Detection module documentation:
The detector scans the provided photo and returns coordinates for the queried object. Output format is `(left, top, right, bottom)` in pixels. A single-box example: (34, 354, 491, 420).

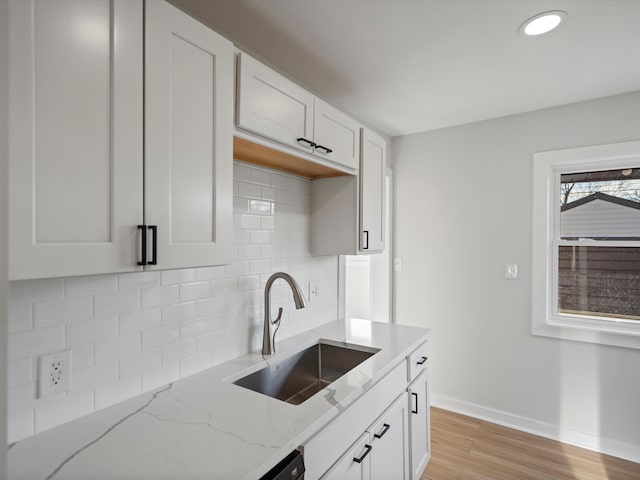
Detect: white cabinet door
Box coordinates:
(237, 52, 315, 153)
(8, 0, 143, 280)
(408, 369, 431, 480)
(314, 98, 361, 170)
(369, 393, 409, 480)
(360, 128, 385, 253)
(145, 0, 233, 270)
(321, 433, 371, 480)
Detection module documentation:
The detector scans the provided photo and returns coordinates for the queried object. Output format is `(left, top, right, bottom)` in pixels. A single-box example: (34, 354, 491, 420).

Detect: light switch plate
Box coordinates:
(394, 258, 403, 272)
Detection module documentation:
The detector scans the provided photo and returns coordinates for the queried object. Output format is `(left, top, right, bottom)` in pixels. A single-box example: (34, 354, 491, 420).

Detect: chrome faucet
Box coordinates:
(262, 272, 307, 355)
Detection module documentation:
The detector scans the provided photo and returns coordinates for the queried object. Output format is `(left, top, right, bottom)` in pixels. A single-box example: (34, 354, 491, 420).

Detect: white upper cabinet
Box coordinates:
(314, 98, 361, 171)
(236, 52, 315, 153)
(9, 0, 144, 280)
(9, 0, 233, 280)
(144, 0, 233, 270)
(236, 52, 361, 171)
(360, 128, 386, 253)
(311, 128, 386, 255)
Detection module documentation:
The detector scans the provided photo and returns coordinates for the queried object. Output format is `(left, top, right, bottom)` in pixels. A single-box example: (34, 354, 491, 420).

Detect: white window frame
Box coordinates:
(532, 140, 640, 349)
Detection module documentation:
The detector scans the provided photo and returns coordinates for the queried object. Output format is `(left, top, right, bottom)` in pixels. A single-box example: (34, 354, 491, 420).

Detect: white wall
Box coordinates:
(7, 162, 338, 444)
(1, 0, 9, 474)
(393, 91, 640, 462)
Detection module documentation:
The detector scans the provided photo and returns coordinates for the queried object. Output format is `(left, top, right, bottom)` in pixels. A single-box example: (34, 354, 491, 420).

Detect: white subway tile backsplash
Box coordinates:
(70, 344, 94, 371)
(72, 361, 119, 393)
(142, 363, 180, 393)
(8, 357, 33, 388)
(118, 271, 161, 291)
(196, 297, 226, 316)
(35, 391, 94, 434)
(67, 316, 118, 348)
(161, 339, 197, 365)
(179, 281, 211, 303)
(33, 296, 92, 328)
(120, 349, 162, 379)
(180, 316, 212, 340)
(141, 285, 179, 308)
(8, 410, 34, 444)
(180, 353, 210, 377)
(7, 161, 339, 443)
(161, 268, 196, 286)
(8, 303, 33, 333)
(162, 301, 197, 325)
(250, 167, 272, 186)
(95, 376, 141, 411)
(93, 290, 139, 317)
(9, 326, 65, 360)
(94, 333, 141, 363)
(64, 275, 117, 297)
(120, 308, 162, 335)
(195, 265, 225, 281)
(142, 325, 180, 351)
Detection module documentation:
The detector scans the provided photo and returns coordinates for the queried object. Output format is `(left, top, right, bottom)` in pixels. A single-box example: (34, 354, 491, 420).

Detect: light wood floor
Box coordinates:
(422, 407, 640, 480)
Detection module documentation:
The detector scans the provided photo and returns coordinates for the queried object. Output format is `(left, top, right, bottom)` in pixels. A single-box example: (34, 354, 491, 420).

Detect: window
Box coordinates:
(532, 140, 640, 349)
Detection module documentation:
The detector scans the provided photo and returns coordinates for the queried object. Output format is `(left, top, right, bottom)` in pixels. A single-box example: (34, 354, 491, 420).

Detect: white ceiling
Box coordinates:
(171, 0, 640, 137)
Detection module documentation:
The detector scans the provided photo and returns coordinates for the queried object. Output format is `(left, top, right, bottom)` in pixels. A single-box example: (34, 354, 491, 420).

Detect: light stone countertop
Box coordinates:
(7, 319, 431, 480)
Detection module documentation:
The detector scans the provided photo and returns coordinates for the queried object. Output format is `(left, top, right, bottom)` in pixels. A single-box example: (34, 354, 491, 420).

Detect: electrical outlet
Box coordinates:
(394, 257, 403, 272)
(309, 281, 320, 303)
(38, 350, 71, 398)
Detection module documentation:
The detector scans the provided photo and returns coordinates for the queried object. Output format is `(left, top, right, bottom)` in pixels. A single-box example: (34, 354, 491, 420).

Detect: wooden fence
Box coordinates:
(558, 246, 640, 319)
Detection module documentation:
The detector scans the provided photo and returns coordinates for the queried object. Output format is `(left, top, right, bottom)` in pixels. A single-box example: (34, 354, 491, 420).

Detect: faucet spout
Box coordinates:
(262, 272, 307, 355)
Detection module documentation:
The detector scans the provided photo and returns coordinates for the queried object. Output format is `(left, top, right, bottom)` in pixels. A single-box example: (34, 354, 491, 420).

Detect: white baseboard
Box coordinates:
(431, 393, 640, 465)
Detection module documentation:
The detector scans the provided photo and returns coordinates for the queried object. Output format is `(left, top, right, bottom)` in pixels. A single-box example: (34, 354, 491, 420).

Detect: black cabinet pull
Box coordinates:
(296, 137, 316, 148)
(138, 225, 147, 266)
(148, 225, 158, 265)
(315, 144, 333, 154)
(373, 423, 391, 439)
(352, 444, 372, 464)
(417, 356, 428, 365)
(412, 392, 419, 414)
(362, 230, 369, 250)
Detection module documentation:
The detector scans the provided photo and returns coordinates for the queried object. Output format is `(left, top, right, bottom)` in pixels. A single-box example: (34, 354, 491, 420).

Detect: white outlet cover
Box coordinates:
(38, 350, 72, 398)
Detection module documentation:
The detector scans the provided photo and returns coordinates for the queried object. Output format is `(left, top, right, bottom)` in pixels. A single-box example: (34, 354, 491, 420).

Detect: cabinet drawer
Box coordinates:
(407, 342, 429, 383)
(303, 361, 406, 479)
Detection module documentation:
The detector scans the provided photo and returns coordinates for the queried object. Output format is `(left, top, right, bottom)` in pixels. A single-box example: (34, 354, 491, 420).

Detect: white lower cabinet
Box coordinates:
(408, 368, 431, 480)
(304, 340, 430, 479)
(321, 394, 409, 480)
(322, 433, 371, 480)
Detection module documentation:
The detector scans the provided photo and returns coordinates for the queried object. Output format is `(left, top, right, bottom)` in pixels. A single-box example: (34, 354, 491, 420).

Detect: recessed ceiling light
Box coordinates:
(520, 11, 567, 36)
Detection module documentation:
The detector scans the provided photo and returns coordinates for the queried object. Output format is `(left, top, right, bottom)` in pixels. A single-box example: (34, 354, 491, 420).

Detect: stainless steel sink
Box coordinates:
(231, 341, 379, 405)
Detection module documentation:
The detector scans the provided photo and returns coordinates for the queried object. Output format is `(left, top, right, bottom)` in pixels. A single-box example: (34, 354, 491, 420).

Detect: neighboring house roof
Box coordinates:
(561, 192, 640, 212)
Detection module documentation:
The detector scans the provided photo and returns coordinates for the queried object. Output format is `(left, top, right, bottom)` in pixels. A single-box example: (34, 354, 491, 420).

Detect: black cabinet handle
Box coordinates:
(315, 144, 333, 154)
(296, 137, 316, 148)
(417, 356, 428, 365)
(373, 423, 391, 439)
(148, 225, 158, 265)
(362, 230, 369, 250)
(138, 225, 147, 266)
(352, 444, 372, 464)
(412, 392, 418, 414)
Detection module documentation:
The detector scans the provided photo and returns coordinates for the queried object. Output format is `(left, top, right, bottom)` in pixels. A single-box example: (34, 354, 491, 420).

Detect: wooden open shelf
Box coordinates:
(233, 136, 350, 179)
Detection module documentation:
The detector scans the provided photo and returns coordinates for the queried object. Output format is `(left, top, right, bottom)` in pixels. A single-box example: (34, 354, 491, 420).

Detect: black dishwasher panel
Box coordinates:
(259, 450, 305, 480)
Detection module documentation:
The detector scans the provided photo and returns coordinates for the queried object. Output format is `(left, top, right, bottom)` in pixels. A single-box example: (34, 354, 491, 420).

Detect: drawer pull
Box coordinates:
(416, 356, 428, 365)
(411, 392, 419, 414)
(138, 225, 147, 266)
(315, 144, 333, 154)
(353, 444, 372, 464)
(373, 423, 391, 439)
(148, 225, 158, 266)
(296, 137, 316, 148)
